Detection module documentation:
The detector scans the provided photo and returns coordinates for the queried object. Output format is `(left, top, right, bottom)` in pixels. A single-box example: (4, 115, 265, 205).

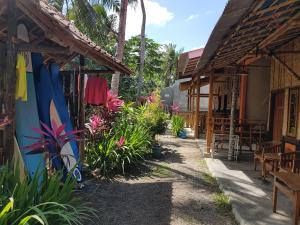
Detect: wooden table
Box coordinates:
(263, 152, 280, 178)
(272, 171, 300, 225)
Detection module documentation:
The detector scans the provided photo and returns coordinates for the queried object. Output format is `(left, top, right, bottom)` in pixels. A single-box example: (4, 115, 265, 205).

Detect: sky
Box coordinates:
(126, 0, 228, 52)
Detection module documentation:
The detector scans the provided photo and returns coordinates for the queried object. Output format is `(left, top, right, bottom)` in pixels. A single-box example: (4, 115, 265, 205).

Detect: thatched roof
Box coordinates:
(0, 0, 131, 74)
(197, 0, 300, 73)
(176, 48, 203, 79)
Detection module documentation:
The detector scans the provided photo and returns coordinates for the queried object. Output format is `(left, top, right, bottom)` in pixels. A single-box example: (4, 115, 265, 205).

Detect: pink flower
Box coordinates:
(116, 136, 125, 148)
(106, 90, 124, 112)
(85, 114, 104, 134)
(90, 115, 102, 130)
(147, 92, 156, 103)
(0, 116, 11, 127)
(171, 103, 180, 113)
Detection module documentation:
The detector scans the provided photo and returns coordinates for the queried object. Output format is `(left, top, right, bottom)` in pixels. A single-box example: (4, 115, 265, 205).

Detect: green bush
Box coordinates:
(171, 115, 185, 136)
(0, 164, 96, 225)
(85, 91, 169, 177)
(141, 92, 169, 137)
(86, 106, 152, 176)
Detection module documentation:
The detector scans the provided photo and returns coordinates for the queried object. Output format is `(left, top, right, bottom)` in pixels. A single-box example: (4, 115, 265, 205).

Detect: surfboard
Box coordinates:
(50, 100, 82, 182)
(15, 24, 45, 178)
(49, 63, 80, 164)
(13, 136, 26, 181)
(32, 53, 63, 170)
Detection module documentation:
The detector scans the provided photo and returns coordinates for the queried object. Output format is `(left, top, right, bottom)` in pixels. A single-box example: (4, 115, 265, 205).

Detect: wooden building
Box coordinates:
(182, 0, 300, 155)
(0, 0, 131, 163)
(176, 48, 210, 138)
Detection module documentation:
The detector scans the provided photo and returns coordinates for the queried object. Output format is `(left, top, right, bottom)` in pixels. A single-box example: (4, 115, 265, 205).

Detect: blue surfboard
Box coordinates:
(31, 53, 63, 170)
(15, 24, 45, 177)
(49, 63, 80, 164)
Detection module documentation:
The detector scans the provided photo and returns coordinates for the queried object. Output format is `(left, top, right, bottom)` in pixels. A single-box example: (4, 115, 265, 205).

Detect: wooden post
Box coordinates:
(206, 74, 214, 153)
(5, 0, 17, 161)
(187, 89, 190, 111)
(228, 76, 238, 160)
(187, 89, 190, 127)
(79, 55, 85, 163)
(239, 75, 247, 124)
(191, 84, 195, 129)
(194, 75, 201, 138)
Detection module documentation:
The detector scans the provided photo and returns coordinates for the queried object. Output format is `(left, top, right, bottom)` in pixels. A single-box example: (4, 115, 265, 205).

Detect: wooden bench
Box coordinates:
(254, 142, 281, 177)
(272, 171, 300, 225)
(279, 152, 300, 174)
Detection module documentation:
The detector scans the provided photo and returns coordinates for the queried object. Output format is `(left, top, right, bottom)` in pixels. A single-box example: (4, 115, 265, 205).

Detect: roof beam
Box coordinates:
(61, 69, 114, 75)
(16, 43, 69, 54)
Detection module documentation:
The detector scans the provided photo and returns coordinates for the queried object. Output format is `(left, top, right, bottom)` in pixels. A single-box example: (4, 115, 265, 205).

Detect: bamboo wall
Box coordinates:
(270, 37, 300, 90)
(270, 37, 300, 139)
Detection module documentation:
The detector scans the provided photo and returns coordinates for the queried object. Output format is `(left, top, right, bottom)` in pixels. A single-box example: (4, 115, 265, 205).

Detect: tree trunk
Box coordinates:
(111, 0, 128, 95)
(137, 0, 146, 99)
(228, 76, 238, 160)
(5, 0, 17, 161)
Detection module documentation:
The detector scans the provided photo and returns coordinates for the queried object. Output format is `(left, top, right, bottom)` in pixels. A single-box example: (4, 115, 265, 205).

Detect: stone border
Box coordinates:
(197, 140, 247, 225)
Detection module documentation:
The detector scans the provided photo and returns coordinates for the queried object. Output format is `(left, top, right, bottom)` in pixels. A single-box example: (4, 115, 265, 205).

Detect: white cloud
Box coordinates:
(205, 10, 215, 15)
(125, 0, 174, 39)
(185, 14, 199, 22)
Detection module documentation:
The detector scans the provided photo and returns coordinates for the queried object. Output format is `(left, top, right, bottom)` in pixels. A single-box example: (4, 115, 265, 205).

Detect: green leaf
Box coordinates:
(18, 215, 45, 225)
(0, 197, 14, 217)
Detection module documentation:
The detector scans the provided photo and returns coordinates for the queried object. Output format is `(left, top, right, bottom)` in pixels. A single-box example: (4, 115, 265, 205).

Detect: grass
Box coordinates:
(151, 164, 173, 178)
(202, 172, 218, 187)
(199, 159, 238, 224)
(214, 193, 232, 213)
(200, 159, 219, 191)
(214, 193, 238, 224)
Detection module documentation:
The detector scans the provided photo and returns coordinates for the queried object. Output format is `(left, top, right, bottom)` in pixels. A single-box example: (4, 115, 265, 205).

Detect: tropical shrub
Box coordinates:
(141, 91, 169, 137)
(86, 113, 151, 176)
(85, 91, 169, 177)
(23, 121, 83, 179)
(0, 164, 96, 225)
(171, 115, 185, 136)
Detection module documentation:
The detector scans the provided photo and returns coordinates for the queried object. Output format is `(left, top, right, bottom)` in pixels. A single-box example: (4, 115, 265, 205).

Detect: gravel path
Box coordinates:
(83, 134, 237, 225)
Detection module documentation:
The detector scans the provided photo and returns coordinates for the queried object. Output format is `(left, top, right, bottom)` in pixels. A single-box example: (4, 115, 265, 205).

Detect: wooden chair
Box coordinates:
(254, 142, 281, 172)
(279, 152, 300, 174)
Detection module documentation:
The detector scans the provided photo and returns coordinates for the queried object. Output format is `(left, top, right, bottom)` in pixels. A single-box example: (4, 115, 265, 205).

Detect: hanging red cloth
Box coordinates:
(84, 77, 108, 105)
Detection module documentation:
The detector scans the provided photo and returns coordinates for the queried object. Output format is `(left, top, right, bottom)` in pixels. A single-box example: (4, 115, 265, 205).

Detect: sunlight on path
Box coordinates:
(84, 134, 236, 225)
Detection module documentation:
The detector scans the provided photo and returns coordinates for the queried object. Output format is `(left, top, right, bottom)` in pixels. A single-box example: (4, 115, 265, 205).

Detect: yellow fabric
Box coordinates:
(15, 53, 27, 101)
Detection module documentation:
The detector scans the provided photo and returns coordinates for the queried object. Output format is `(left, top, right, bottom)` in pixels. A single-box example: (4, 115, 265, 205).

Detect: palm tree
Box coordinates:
(49, 0, 118, 48)
(110, 0, 137, 95)
(136, 0, 146, 98)
(110, 0, 128, 95)
(49, 0, 137, 94)
(163, 44, 182, 87)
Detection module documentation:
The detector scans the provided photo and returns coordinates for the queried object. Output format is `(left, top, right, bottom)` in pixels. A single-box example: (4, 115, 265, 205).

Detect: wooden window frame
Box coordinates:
(287, 88, 299, 137)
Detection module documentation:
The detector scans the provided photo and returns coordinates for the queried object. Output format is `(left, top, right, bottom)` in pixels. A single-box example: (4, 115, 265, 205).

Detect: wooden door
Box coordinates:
(273, 92, 284, 143)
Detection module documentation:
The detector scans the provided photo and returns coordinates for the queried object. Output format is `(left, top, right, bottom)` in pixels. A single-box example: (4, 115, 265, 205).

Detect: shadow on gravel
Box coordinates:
(84, 181, 173, 225)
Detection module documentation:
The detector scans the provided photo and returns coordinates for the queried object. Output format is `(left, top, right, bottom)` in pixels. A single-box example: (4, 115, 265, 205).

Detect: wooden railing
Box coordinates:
(208, 116, 267, 150)
(177, 111, 207, 134)
(178, 111, 194, 128)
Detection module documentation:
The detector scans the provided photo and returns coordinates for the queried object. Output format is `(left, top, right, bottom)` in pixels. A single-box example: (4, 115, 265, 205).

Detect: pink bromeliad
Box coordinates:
(86, 114, 103, 135)
(106, 90, 124, 112)
(147, 92, 156, 103)
(116, 136, 125, 148)
(171, 103, 180, 113)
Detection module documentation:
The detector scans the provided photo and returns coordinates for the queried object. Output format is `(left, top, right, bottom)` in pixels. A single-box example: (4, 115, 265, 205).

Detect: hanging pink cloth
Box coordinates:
(84, 77, 108, 105)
